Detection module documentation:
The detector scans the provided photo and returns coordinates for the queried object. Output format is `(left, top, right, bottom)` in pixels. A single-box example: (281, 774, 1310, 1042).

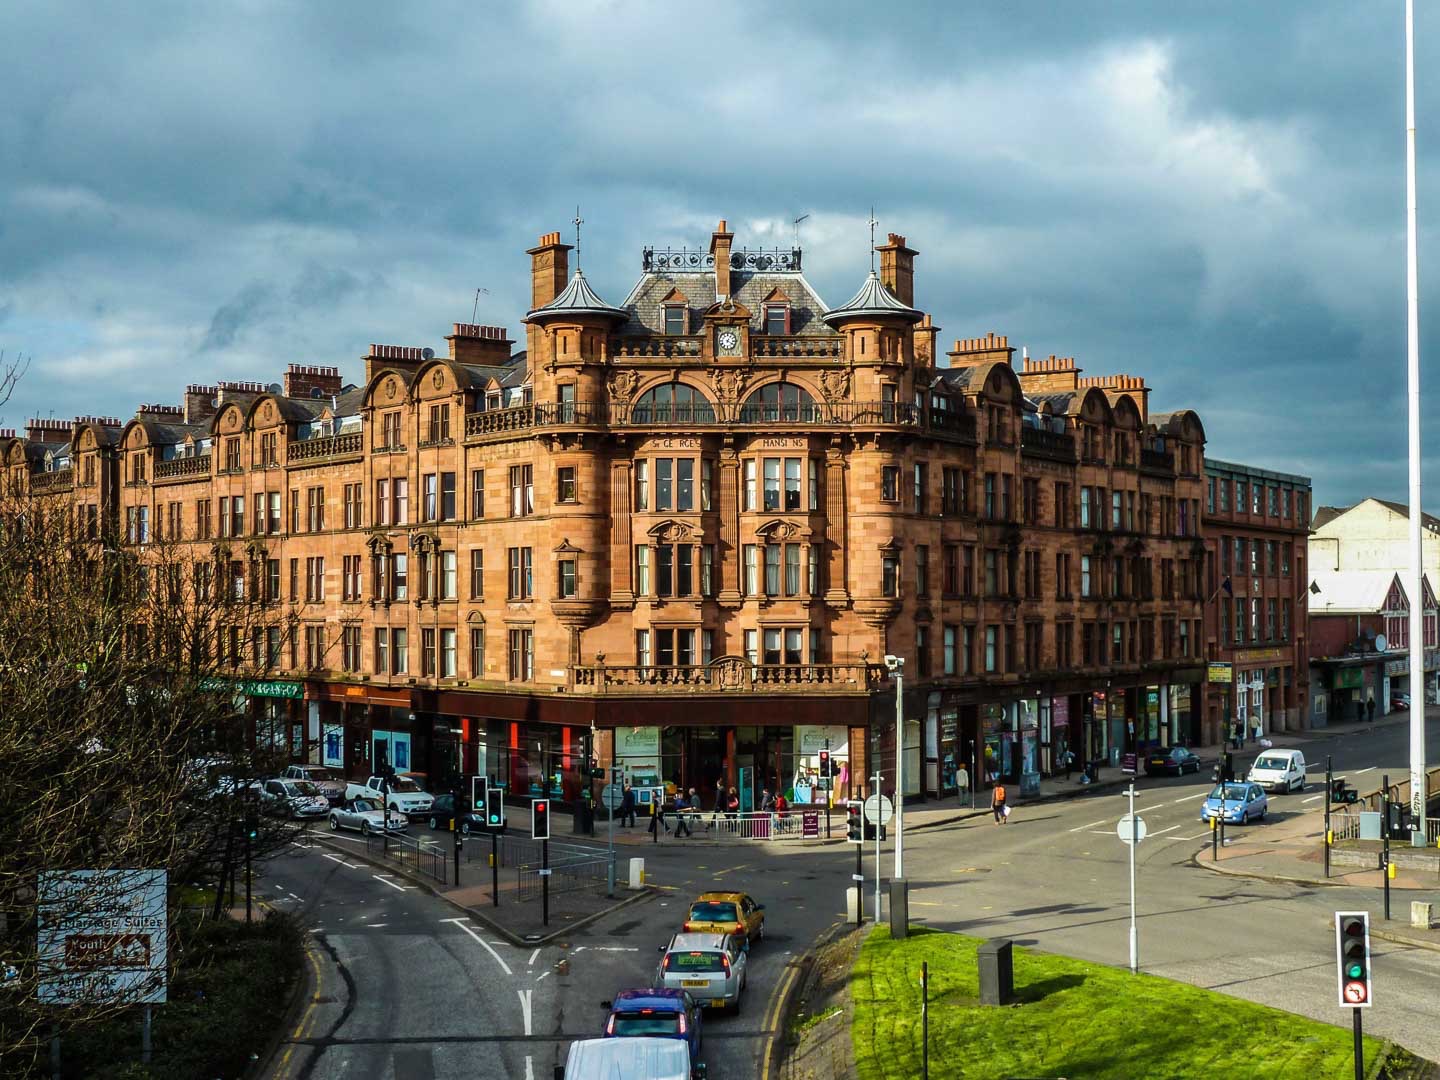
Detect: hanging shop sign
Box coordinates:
(199, 677, 304, 699)
(1207, 663, 1233, 684)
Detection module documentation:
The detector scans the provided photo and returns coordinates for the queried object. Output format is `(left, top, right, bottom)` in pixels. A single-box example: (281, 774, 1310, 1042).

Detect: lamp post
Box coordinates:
(886, 655, 906, 880)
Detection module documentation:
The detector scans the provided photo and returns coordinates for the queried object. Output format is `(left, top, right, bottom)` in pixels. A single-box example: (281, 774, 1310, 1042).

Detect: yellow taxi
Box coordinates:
(682, 891, 765, 945)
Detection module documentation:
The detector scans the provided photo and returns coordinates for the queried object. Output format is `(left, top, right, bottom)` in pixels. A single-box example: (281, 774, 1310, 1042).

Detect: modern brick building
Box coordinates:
(1200, 459, 1312, 744)
(3, 221, 1213, 808)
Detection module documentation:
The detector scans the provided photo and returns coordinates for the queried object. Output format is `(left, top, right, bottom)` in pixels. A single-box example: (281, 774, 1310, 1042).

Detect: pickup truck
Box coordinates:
(281, 764, 346, 805)
(344, 773, 434, 816)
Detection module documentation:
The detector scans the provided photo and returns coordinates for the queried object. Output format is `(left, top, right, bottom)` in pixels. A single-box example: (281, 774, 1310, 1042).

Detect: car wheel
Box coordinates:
(1240, 812, 1249, 825)
(329, 817, 339, 831)
(361, 821, 372, 836)
(461, 822, 472, 837)
(428, 815, 438, 831)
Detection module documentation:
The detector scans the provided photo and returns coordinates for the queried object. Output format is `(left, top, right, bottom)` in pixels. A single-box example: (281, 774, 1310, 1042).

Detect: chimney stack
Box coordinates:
(447, 324, 514, 367)
(25, 418, 70, 442)
(364, 344, 429, 385)
(876, 233, 918, 306)
(527, 231, 573, 311)
(134, 404, 184, 422)
(947, 332, 1016, 370)
(184, 384, 219, 426)
(284, 364, 344, 399)
(710, 220, 734, 301)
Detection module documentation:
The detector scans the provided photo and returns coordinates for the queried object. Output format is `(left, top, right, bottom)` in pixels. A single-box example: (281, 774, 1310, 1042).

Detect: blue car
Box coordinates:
(1199, 782, 1268, 825)
(603, 988, 702, 1059)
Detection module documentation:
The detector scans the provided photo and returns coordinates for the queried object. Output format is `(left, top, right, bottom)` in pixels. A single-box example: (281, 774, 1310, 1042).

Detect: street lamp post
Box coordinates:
(887, 656, 906, 880)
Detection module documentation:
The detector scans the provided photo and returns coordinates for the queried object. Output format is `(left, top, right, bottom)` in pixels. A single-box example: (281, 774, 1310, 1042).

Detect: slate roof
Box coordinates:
(822, 272, 922, 326)
(1311, 505, 1349, 531)
(617, 269, 837, 338)
(525, 270, 627, 324)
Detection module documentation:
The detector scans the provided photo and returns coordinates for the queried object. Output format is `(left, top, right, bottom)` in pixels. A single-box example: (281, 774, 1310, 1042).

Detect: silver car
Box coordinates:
(329, 798, 408, 835)
(258, 779, 331, 819)
(656, 932, 748, 1012)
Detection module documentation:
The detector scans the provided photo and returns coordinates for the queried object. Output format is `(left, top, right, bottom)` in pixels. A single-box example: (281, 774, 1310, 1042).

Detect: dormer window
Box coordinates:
(764, 303, 790, 335)
(663, 304, 687, 336)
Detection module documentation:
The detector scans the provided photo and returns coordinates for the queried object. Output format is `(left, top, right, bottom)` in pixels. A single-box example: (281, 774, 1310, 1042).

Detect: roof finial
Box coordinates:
(867, 207, 878, 273)
(573, 206, 584, 271)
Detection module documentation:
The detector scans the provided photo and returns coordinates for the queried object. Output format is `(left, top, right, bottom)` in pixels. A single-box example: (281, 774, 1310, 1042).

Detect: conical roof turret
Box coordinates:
(524, 269, 628, 324)
(822, 271, 922, 326)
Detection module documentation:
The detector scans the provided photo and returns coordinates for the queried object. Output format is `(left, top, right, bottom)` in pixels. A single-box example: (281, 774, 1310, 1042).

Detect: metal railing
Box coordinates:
(366, 831, 448, 885)
(677, 808, 830, 841)
(517, 855, 611, 902)
(464, 832, 602, 867)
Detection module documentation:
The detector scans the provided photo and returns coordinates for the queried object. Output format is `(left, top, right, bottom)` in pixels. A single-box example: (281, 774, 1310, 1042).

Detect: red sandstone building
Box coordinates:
(4, 222, 1212, 808)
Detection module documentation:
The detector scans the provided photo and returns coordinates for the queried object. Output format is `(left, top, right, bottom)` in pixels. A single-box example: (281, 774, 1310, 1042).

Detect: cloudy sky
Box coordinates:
(1, 1, 1434, 507)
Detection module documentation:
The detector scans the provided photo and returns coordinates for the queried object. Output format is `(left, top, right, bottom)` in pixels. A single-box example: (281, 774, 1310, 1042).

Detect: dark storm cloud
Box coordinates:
(0, 0, 1436, 505)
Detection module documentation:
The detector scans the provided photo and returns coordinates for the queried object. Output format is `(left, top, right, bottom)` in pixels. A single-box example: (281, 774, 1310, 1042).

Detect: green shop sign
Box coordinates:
(200, 677, 304, 699)
(1332, 668, 1364, 690)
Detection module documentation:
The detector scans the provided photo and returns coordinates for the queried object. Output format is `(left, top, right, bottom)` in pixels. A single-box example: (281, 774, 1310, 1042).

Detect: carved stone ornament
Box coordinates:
(432, 369, 445, 390)
(819, 368, 850, 402)
(659, 522, 692, 544)
(386, 378, 399, 400)
(708, 656, 749, 690)
(608, 369, 642, 402)
(708, 367, 752, 402)
(263, 402, 275, 422)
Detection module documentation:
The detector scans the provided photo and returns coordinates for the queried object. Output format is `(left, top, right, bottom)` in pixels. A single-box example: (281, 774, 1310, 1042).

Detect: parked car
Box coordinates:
(656, 933, 748, 1012)
(256, 778, 330, 819)
(1390, 692, 1411, 711)
(328, 798, 409, 835)
(1143, 746, 1202, 776)
(557, 1036, 703, 1080)
(1246, 749, 1307, 793)
(426, 793, 487, 834)
(344, 774, 434, 817)
(1199, 782, 1269, 825)
(602, 988, 702, 1059)
(682, 892, 765, 945)
(281, 764, 346, 805)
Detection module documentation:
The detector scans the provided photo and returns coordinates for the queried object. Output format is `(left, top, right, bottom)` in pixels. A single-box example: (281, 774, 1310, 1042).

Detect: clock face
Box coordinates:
(717, 329, 739, 354)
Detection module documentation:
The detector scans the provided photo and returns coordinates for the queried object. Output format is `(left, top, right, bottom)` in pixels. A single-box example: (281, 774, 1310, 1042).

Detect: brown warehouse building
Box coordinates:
(5, 221, 1213, 810)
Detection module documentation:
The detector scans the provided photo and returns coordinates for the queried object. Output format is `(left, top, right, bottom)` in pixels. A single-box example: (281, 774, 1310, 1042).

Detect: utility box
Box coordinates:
(889, 879, 909, 939)
(628, 857, 645, 890)
(1414, 901, 1434, 930)
(846, 889, 860, 924)
(977, 938, 1014, 1006)
(1358, 811, 1382, 841)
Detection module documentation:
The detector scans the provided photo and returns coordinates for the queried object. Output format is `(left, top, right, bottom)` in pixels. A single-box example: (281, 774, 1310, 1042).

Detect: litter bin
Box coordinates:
(977, 938, 1014, 1005)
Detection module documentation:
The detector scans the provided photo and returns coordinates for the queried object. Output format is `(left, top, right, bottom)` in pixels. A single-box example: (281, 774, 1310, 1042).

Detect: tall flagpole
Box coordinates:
(1405, 0, 1428, 845)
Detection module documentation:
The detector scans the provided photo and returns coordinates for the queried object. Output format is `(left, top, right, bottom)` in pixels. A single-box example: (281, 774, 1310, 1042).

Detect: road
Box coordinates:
(259, 822, 853, 1079)
(255, 717, 1440, 1076)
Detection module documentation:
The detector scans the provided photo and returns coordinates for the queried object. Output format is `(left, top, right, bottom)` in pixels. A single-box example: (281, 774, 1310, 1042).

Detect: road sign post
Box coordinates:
(1336, 910, 1372, 1080)
(1382, 774, 1391, 921)
(1324, 756, 1333, 879)
(868, 775, 890, 922)
(1120, 784, 1143, 973)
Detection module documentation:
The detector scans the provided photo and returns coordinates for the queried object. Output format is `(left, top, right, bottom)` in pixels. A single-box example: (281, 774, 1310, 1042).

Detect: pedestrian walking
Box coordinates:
(619, 782, 636, 828)
(674, 785, 694, 837)
(991, 782, 1009, 825)
(759, 789, 776, 812)
(1251, 716, 1263, 742)
(1061, 748, 1075, 781)
(647, 789, 670, 837)
(1367, 697, 1376, 723)
(724, 786, 740, 820)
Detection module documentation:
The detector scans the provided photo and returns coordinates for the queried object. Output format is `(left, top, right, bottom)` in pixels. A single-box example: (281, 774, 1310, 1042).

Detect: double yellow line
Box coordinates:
(270, 941, 325, 1079)
(761, 921, 843, 1080)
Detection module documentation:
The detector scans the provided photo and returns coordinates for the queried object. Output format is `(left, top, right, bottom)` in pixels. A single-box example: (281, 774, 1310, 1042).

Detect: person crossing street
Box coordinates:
(991, 781, 1009, 825)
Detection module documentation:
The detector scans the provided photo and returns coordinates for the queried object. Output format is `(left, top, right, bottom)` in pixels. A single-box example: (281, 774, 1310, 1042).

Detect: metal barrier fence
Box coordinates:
(516, 855, 611, 903)
(366, 831, 449, 886)
(676, 809, 831, 841)
(1330, 811, 1440, 846)
(462, 831, 604, 867)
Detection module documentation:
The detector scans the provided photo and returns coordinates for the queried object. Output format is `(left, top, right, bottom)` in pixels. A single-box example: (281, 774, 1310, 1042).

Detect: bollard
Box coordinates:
(977, 938, 1014, 1006)
(846, 889, 859, 924)
(889, 879, 909, 939)
(628, 857, 645, 890)
(1412, 901, 1434, 930)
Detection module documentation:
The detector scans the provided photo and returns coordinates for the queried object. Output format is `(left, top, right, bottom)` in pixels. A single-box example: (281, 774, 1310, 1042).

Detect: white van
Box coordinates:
(555, 1036, 704, 1080)
(1246, 749, 1306, 793)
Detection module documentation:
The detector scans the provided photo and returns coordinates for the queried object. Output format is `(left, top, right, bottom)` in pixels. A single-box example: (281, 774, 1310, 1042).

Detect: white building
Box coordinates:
(1310, 497, 1440, 579)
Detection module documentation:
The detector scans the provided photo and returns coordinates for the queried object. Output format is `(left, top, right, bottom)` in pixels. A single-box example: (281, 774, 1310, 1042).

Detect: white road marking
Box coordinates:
(1303, 794, 1325, 803)
(518, 988, 533, 1036)
(321, 853, 347, 865)
(442, 918, 513, 975)
(525, 1056, 534, 1080)
(1070, 819, 1107, 833)
(1148, 825, 1183, 837)
(368, 923, 389, 929)
(372, 875, 406, 892)
(1171, 793, 1208, 804)
(536, 970, 551, 982)
(1174, 833, 1209, 841)
(1353, 767, 1377, 775)
(586, 946, 641, 953)
(528, 948, 540, 967)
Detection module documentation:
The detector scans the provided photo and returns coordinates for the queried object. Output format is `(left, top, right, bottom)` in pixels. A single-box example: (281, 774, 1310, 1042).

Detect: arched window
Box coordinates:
(631, 383, 716, 424)
(739, 382, 819, 423)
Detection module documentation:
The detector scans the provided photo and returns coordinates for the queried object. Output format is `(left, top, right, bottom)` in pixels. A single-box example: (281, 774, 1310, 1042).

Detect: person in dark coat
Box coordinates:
(619, 783, 636, 828)
(1367, 697, 1376, 723)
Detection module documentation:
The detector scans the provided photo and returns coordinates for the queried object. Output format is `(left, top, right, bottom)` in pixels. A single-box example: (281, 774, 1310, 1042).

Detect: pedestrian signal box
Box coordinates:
(486, 786, 505, 830)
(532, 798, 550, 840)
(845, 801, 864, 844)
(1335, 911, 1372, 1007)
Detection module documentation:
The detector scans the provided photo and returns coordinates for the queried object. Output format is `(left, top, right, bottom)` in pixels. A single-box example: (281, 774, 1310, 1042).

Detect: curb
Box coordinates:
(1188, 849, 1346, 888)
(1371, 926, 1440, 955)
(765, 919, 854, 1080)
(310, 834, 657, 946)
(244, 905, 313, 1080)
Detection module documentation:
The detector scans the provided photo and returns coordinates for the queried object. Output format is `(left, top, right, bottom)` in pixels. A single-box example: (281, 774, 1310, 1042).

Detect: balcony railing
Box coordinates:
(749, 336, 844, 360)
(30, 468, 73, 493)
(611, 336, 704, 359)
(1021, 426, 1077, 460)
(288, 432, 363, 463)
(155, 455, 212, 481)
(570, 657, 884, 694)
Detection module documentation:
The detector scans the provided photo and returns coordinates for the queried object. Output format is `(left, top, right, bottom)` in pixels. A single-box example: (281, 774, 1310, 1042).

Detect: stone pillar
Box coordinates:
(825, 447, 848, 604)
(719, 450, 741, 605)
(611, 460, 634, 605)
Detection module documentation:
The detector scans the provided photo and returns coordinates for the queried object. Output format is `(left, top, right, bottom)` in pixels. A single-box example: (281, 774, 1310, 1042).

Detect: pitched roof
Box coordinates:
(822, 272, 923, 326)
(524, 270, 627, 324)
(1309, 569, 1405, 614)
(1309, 497, 1440, 534)
(1311, 505, 1350, 531)
(617, 268, 837, 338)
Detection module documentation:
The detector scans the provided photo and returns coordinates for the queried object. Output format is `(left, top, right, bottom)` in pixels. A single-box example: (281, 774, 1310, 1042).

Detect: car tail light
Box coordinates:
(683, 922, 694, 932)
(677, 1014, 687, 1033)
(662, 954, 672, 972)
(721, 953, 731, 976)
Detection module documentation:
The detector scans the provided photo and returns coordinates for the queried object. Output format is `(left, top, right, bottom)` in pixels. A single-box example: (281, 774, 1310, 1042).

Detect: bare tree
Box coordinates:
(0, 484, 301, 1064)
(0, 350, 30, 413)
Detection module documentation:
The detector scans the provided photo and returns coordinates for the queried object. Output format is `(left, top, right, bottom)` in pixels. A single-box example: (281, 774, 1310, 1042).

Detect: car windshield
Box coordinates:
(1253, 756, 1289, 771)
(351, 799, 376, 812)
(612, 1014, 682, 1037)
(1209, 784, 1249, 800)
(689, 902, 740, 922)
(390, 779, 423, 793)
(668, 951, 725, 973)
(301, 768, 337, 781)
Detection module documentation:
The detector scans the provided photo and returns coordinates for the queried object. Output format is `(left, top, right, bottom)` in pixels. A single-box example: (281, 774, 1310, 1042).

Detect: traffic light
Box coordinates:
(532, 798, 550, 840)
(486, 786, 505, 830)
(819, 749, 831, 778)
(1221, 752, 1235, 783)
(1335, 912, 1372, 1007)
(243, 813, 259, 842)
(1211, 763, 1223, 785)
(1330, 777, 1347, 803)
(588, 756, 604, 779)
(845, 801, 863, 844)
